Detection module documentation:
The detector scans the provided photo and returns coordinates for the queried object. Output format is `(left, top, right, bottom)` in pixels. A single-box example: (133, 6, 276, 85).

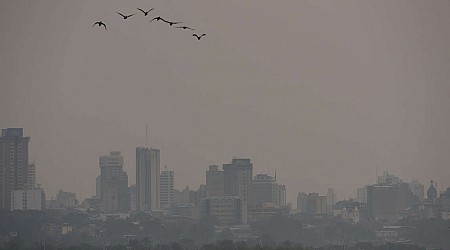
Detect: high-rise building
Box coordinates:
(252, 174, 280, 208)
(367, 185, 397, 221)
(206, 165, 224, 197)
(326, 188, 336, 211)
(136, 147, 160, 211)
(356, 186, 369, 203)
(278, 184, 286, 207)
(99, 151, 129, 213)
(160, 166, 174, 210)
(305, 193, 327, 214)
(297, 192, 307, 213)
(26, 163, 36, 189)
(223, 158, 253, 224)
(0, 128, 31, 209)
(96, 175, 101, 199)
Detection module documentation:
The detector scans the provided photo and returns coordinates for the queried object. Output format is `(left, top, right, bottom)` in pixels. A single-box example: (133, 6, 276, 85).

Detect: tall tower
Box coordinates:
(160, 166, 174, 210)
(223, 158, 253, 223)
(206, 165, 224, 197)
(99, 151, 129, 213)
(136, 147, 160, 212)
(0, 128, 31, 209)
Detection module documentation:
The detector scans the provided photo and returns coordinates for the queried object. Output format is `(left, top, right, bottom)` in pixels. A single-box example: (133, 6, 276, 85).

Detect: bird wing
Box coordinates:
(101, 23, 107, 30)
(201, 34, 206, 37)
(148, 8, 154, 12)
(116, 11, 126, 18)
(137, 8, 146, 14)
(93, 22, 99, 27)
(127, 13, 136, 18)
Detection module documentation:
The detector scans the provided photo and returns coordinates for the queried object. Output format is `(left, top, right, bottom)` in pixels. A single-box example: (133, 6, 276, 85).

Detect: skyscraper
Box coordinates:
(99, 151, 129, 213)
(206, 165, 224, 197)
(160, 166, 174, 210)
(0, 128, 31, 209)
(223, 158, 253, 223)
(136, 147, 160, 212)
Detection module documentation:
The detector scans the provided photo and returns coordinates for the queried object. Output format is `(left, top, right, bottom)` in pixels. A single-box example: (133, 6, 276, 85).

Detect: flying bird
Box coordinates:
(150, 16, 167, 22)
(116, 11, 135, 19)
(93, 21, 107, 30)
(163, 20, 182, 26)
(175, 26, 195, 31)
(137, 8, 154, 16)
(193, 33, 206, 40)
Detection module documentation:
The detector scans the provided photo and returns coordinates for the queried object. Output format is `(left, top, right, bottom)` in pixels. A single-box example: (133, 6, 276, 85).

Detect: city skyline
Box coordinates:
(0, 127, 441, 209)
(2, 0, 450, 204)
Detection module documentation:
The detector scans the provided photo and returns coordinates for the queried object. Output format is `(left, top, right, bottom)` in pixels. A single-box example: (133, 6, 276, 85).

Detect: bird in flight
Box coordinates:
(163, 20, 182, 26)
(137, 8, 154, 16)
(175, 26, 195, 31)
(93, 21, 107, 30)
(116, 11, 135, 19)
(193, 33, 206, 40)
(150, 16, 167, 22)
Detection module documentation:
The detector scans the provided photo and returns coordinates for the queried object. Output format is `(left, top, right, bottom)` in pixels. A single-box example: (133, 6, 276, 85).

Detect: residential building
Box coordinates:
(160, 166, 174, 209)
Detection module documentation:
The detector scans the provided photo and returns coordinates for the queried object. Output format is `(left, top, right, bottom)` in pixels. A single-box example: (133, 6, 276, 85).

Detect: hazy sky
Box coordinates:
(1, 0, 450, 203)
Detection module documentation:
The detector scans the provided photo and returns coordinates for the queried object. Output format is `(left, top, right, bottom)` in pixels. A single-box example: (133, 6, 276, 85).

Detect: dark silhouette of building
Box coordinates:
(223, 158, 253, 224)
(0, 128, 32, 209)
(136, 147, 160, 212)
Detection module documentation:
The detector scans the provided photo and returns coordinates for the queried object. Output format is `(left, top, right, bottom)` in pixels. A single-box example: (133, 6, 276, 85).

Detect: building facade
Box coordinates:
(367, 185, 398, 221)
(160, 167, 174, 210)
(99, 151, 129, 213)
(200, 196, 242, 225)
(11, 188, 45, 211)
(252, 174, 285, 208)
(223, 158, 253, 224)
(136, 147, 160, 212)
(206, 165, 224, 197)
(0, 128, 32, 209)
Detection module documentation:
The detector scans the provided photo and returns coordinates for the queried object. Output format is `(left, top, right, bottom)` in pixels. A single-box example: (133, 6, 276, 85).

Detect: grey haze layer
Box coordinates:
(1, 0, 450, 202)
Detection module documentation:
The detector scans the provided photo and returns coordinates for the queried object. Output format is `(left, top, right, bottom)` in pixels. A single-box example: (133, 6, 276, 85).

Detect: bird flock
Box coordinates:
(93, 7, 206, 40)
